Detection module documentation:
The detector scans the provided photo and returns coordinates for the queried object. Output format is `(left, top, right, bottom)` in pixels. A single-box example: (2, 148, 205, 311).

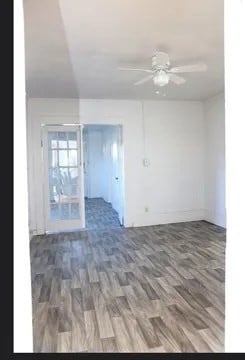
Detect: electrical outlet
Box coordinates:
(145, 207, 149, 212)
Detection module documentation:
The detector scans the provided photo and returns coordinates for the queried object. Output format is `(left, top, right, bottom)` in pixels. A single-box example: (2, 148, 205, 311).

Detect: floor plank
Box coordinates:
(31, 220, 225, 352)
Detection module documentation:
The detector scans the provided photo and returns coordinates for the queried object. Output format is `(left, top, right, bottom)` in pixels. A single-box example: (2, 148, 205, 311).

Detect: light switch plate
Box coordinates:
(143, 158, 150, 167)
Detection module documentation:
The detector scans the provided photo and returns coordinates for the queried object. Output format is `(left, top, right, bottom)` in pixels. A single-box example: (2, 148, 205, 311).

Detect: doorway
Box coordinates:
(83, 124, 125, 230)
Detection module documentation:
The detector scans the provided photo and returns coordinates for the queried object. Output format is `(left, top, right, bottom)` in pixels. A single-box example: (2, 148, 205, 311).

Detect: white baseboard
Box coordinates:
(204, 209, 226, 228)
(30, 208, 225, 235)
(125, 209, 206, 228)
(29, 228, 45, 237)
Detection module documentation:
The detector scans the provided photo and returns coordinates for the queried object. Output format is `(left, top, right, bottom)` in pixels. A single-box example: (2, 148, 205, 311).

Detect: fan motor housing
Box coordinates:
(152, 53, 169, 70)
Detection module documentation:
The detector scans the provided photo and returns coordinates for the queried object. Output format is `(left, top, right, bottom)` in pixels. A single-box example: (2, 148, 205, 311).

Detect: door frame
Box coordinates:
(41, 124, 85, 233)
(118, 124, 125, 225)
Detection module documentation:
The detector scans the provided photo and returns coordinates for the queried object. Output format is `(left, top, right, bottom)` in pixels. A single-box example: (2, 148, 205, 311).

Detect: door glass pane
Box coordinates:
(71, 203, 79, 219)
(60, 168, 69, 186)
(59, 168, 72, 195)
(49, 168, 59, 186)
(69, 168, 78, 184)
(68, 132, 77, 148)
(58, 132, 67, 148)
(60, 203, 70, 219)
(49, 150, 58, 167)
(49, 185, 59, 201)
(69, 150, 77, 166)
(48, 132, 57, 149)
(59, 150, 68, 166)
(71, 185, 78, 196)
(50, 203, 59, 220)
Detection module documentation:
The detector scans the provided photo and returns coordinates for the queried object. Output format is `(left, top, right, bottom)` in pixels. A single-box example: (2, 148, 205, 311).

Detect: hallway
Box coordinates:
(85, 198, 121, 230)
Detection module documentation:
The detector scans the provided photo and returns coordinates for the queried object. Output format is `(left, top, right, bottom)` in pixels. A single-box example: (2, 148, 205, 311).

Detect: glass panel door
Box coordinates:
(43, 125, 84, 232)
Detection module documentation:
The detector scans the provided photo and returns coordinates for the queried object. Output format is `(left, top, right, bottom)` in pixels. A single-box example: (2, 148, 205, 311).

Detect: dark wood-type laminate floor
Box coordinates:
(85, 197, 121, 230)
(30, 220, 225, 353)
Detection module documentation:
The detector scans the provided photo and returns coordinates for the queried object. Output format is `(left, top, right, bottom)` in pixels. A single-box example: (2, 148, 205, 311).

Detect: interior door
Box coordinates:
(83, 133, 90, 198)
(43, 125, 84, 232)
(110, 126, 124, 225)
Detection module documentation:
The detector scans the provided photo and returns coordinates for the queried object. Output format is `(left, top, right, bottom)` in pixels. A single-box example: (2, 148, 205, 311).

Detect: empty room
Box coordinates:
(23, 0, 226, 353)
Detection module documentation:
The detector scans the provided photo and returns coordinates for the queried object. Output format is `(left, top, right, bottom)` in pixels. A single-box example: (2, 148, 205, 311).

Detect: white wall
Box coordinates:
(80, 99, 205, 227)
(204, 93, 226, 227)
(84, 129, 104, 198)
(27, 98, 205, 234)
(225, 0, 245, 350)
(142, 101, 205, 226)
(14, 0, 33, 351)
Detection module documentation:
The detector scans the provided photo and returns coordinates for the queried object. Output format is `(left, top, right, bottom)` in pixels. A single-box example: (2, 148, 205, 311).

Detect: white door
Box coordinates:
(110, 126, 124, 225)
(43, 125, 84, 232)
(83, 134, 90, 198)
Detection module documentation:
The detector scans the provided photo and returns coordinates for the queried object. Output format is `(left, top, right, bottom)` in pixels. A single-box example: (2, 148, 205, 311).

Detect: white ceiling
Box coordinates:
(24, 0, 224, 100)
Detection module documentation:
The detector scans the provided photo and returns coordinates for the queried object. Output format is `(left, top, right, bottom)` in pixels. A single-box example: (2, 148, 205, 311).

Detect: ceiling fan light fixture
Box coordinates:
(118, 51, 207, 88)
(153, 70, 169, 87)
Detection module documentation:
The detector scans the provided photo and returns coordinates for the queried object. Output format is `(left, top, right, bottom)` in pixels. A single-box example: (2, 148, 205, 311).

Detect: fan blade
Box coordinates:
(169, 74, 186, 85)
(169, 63, 207, 73)
(118, 67, 153, 73)
(134, 75, 154, 85)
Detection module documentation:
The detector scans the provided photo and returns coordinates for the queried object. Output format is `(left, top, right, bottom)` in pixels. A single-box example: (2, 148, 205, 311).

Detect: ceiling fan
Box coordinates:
(118, 51, 207, 87)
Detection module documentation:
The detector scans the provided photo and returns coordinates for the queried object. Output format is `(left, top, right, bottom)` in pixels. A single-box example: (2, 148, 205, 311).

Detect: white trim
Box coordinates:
(127, 209, 206, 227)
(39, 115, 80, 122)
